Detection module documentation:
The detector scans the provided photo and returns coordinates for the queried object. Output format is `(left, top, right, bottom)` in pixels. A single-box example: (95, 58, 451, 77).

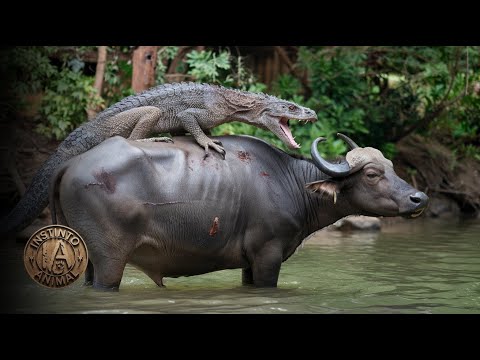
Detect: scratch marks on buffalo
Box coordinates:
(237, 151, 251, 163)
(143, 201, 187, 206)
(260, 171, 270, 177)
(84, 168, 116, 194)
(209, 216, 220, 237)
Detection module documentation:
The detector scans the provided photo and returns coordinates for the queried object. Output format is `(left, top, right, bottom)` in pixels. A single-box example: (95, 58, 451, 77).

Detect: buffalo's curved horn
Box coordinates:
(337, 133, 359, 150)
(311, 137, 351, 178)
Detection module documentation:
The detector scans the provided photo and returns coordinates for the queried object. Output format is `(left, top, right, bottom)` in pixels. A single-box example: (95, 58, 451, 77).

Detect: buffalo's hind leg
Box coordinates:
(143, 269, 165, 288)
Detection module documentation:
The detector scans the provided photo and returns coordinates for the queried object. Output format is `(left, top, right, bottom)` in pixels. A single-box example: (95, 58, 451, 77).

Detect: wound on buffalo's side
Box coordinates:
(237, 151, 251, 163)
(260, 171, 270, 177)
(90, 168, 117, 194)
(209, 216, 220, 236)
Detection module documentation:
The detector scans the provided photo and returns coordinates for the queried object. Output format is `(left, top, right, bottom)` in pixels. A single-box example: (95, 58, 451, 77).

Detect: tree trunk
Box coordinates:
(132, 46, 159, 93)
(93, 46, 107, 95)
(87, 46, 107, 119)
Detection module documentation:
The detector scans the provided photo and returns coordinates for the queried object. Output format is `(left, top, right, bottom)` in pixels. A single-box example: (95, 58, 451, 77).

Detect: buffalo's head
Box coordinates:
(306, 134, 428, 218)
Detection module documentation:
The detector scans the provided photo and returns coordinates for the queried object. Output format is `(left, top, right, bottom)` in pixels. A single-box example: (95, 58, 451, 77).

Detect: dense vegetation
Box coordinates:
(3, 46, 479, 161)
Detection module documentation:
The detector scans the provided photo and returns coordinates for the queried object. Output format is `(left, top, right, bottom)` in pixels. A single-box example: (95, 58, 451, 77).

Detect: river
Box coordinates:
(3, 218, 479, 313)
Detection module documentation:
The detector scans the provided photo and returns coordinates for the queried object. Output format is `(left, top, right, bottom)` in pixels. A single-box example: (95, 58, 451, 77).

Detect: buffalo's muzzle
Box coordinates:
(407, 191, 429, 218)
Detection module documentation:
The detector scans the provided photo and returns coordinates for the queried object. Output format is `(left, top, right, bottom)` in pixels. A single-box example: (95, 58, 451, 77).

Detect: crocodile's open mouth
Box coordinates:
(279, 117, 315, 149)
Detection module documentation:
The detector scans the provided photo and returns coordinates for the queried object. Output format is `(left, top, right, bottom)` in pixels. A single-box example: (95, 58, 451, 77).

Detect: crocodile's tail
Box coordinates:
(1, 123, 102, 235)
(49, 156, 73, 226)
(0, 150, 70, 235)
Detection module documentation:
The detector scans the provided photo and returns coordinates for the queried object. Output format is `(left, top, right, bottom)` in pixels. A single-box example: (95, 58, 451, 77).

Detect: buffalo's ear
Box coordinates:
(305, 180, 339, 202)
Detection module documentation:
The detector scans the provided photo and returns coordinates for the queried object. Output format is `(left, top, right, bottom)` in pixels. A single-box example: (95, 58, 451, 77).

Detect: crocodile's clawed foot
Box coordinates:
(136, 137, 174, 143)
(202, 141, 226, 160)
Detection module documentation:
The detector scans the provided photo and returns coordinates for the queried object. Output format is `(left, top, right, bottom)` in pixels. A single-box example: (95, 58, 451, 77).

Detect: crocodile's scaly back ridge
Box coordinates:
(92, 82, 279, 123)
(92, 82, 205, 121)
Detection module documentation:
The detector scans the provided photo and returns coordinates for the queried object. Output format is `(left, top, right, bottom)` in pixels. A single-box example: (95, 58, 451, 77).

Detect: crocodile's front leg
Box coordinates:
(176, 109, 226, 159)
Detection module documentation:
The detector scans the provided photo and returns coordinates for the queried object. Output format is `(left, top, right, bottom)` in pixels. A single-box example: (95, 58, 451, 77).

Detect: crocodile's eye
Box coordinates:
(288, 105, 296, 111)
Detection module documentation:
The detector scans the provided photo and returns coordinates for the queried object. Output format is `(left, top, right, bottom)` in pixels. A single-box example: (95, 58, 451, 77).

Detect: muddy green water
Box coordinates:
(4, 218, 480, 313)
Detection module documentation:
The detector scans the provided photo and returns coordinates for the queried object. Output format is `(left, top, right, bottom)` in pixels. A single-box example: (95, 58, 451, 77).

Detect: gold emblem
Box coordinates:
(23, 225, 88, 288)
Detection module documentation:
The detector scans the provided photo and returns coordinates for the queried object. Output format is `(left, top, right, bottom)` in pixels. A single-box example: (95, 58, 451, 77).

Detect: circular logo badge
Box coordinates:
(24, 225, 88, 288)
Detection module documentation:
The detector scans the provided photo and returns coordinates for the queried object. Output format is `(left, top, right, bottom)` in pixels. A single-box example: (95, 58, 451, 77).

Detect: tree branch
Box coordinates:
(7, 160, 25, 196)
(274, 46, 312, 97)
(49, 47, 130, 63)
(167, 46, 194, 75)
(391, 48, 467, 142)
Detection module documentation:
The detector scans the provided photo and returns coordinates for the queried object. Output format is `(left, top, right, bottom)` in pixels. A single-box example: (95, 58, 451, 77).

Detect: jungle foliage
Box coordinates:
(5, 46, 480, 161)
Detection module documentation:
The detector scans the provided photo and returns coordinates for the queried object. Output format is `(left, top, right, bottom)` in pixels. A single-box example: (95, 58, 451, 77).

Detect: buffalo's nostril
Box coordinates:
(410, 195, 421, 204)
(410, 192, 428, 206)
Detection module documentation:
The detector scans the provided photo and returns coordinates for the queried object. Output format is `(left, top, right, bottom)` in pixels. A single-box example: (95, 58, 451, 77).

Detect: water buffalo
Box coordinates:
(49, 134, 428, 290)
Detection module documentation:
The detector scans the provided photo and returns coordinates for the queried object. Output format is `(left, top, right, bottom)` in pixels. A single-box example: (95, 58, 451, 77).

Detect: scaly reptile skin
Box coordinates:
(2, 82, 317, 234)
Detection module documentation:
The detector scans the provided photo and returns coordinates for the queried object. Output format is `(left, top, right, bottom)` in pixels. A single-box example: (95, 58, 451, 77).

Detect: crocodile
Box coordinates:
(2, 82, 317, 234)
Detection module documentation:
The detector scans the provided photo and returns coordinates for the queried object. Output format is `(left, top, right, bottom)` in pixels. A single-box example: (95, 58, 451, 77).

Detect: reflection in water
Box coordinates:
(4, 218, 480, 313)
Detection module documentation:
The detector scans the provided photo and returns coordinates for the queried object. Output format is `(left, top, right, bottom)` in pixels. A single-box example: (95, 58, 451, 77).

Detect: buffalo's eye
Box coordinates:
(366, 173, 379, 179)
(288, 105, 296, 111)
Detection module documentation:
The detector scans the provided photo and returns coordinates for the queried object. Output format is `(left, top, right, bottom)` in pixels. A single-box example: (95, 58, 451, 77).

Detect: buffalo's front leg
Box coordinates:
(251, 244, 283, 287)
(84, 260, 94, 286)
(91, 256, 127, 291)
